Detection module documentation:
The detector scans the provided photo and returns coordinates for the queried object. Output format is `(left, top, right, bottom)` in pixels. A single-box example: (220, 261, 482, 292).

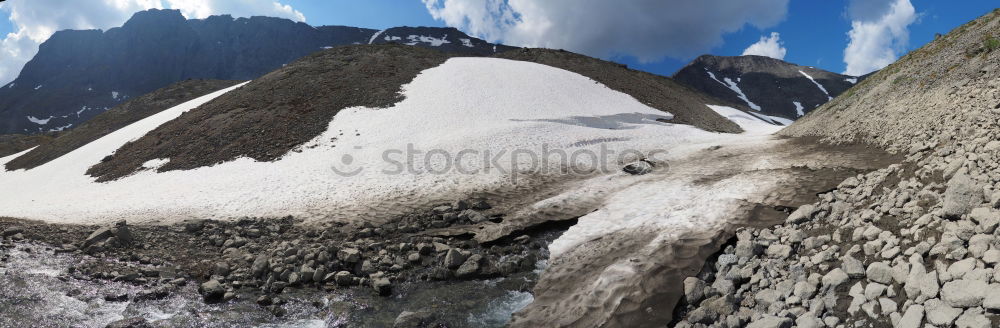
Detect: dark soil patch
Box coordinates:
(4, 79, 241, 171)
(0, 133, 58, 158)
(86, 44, 451, 182)
(495, 48, 744, 134)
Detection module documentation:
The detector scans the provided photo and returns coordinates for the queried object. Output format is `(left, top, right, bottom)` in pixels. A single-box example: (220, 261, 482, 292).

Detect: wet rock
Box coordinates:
(104, 293, 128, 302)
(251, 255, 270, 277)
(444, 249, 467, 269)
(105, 317, 153, 328)
(455, 254, 482, 278)
(256, 295, 273, 306)
(199, 279, 226, 303)
(134, 287, 170, 301)
(470, 199, 491, 210)
(372, 277, 392, 296)
(394, 310, 436, 328)
(334, 271, 354, 286)
(622, 160, 654, 175)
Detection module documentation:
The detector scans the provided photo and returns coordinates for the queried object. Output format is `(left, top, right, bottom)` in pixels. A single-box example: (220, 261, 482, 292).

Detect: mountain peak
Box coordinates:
(122, 9, 186, 29)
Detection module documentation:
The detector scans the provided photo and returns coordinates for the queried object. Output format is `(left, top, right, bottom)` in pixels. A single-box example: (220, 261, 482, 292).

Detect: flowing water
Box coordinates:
(0, 242, 541, 327)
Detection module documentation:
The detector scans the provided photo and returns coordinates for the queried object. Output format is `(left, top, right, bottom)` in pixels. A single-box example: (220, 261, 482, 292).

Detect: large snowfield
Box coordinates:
(0, 57, 781, 225)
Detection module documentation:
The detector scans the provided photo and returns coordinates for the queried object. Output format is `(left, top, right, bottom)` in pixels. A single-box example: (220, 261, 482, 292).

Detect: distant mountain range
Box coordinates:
(0, 9, 860, 135)
(673, 55, 865, 120)
(0, 9, 513, 134)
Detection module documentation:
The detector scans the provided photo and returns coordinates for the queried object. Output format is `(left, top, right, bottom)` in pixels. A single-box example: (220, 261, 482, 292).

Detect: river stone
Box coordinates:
(106, 317, 153, 328)
(372, 277, 392, 296)
(444, 249, 467, 269)
(394, 311, 436, 328)
(334, 271, 354, 286)
(199, 279, 226, 303)
(941, 279, 988, 307)
(456, 254, 482, 278)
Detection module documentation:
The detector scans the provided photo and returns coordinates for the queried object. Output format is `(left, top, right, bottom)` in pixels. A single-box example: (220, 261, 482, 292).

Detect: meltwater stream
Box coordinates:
(0, 242, 537, 327)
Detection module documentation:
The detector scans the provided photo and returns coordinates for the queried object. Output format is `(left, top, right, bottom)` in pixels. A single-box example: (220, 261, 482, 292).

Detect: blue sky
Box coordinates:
(0, 0, 997, 82)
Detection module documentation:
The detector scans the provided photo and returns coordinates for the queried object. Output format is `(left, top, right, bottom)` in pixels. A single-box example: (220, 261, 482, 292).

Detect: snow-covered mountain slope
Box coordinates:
(0, 56, 779, 224)
(674, 55, 863, 120)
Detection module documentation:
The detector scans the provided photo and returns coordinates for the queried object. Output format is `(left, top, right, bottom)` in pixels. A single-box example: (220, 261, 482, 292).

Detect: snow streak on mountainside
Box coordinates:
(674, 55, 862, 120)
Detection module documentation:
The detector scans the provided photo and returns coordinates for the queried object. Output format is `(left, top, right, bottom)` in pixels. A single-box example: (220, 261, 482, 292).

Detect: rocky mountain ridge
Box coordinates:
(0, 9, 511, 135)
(674, 54, 862, 120)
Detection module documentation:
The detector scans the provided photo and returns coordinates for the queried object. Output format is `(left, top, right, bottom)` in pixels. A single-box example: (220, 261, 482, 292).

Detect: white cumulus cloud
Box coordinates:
(0, 0, 305, 85)
(742, 32, 786, 60)
(842, 0, 917, 76)
(422, 0, 789, 62)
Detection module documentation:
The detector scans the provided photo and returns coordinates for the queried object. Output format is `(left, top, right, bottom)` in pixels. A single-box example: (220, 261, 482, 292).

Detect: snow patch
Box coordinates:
(48, 124, 72, 132)
(798, 70, 832, 101)
(34, 85, 42, 90)
(845, 77, 858, 84)
(706, 105, 784, 133)
(368, 29, 385, 44)
(26, 116, 52, 125)
(792, 101, 805, 117)
(405, 35, 451, 47)
(111, 91, 120, 100)
(7, 83, 13, 88)
(384, 36, 401, 41)
(141, 158, 170, 170)
(460, 38, 474, 47)
(706, 71, 761, 111)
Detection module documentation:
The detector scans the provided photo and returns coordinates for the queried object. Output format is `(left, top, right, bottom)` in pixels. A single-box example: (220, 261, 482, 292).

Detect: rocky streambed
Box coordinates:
(0, 199, 561, 327)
